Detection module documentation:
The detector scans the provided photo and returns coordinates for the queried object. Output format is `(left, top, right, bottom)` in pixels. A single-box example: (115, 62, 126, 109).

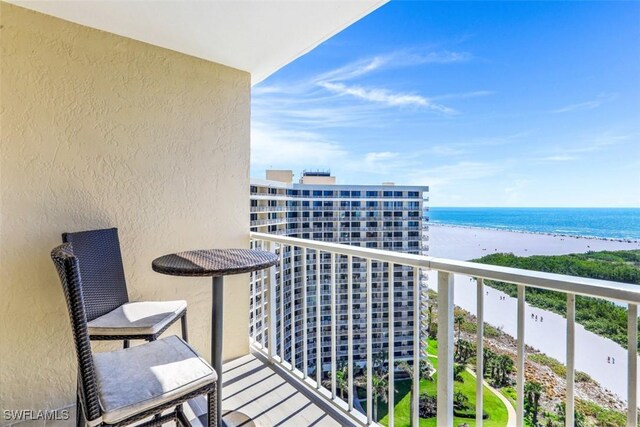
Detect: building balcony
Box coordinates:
(248, 232, 640, 427)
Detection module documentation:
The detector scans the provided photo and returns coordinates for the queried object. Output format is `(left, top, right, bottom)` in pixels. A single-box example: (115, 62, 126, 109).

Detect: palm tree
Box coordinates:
(454, 313, 465, 343)
(372, 350, 388, 375)
(371, 373, 389, 422)
(322, 363, 349, 399)
(355, 371, 389, 422)
(524, 381, 543, 426)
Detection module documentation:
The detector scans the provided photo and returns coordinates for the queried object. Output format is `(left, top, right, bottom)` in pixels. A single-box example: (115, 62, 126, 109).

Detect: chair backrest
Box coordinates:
(62, 228, 129, 321)
(50, 244, 102, 423)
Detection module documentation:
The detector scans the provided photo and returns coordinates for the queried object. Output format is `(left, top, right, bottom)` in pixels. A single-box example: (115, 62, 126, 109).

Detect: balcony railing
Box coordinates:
(249, 232, 639, 427)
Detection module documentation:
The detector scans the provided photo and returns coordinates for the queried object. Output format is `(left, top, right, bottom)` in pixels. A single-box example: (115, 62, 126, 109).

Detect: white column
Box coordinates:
(290, 246, 296, 371)
(566, 293, 575, 427)
(366, 258, 373, 425)
(388, 263, 395, 427)
(347, 255, 354, 411)
(476, 278, 484, 427)
(316, 250, 322, 389)
(267, 241, 277, 361)
(412, 267, 420, 427)
(628, 304, 638, 427)
(302, 247, 308, 379)
(437, 271, 454, 427)
(330, 252, 337, 399)
(516, 285, 526, 427)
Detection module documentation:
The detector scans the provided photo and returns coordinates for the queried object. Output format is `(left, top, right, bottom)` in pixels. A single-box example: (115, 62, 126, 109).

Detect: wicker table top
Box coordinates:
(152, 249, 277, 278)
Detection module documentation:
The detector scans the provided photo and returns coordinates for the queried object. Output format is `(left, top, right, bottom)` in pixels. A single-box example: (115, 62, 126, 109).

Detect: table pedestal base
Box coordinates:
(197, 410, 257, 427)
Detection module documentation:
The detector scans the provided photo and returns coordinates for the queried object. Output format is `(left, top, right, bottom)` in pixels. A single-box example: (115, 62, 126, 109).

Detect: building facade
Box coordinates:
(249, 170, 429, 374)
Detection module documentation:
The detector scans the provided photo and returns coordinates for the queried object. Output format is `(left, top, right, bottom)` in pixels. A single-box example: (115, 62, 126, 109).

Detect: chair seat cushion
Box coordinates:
(93, 335, 216, 424)
(88, 300, 187, 337)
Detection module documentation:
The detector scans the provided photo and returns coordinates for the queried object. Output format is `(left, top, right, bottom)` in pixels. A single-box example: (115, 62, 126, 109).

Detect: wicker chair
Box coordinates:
(62, 228, 188, 348)
(51, 243, 216, 427)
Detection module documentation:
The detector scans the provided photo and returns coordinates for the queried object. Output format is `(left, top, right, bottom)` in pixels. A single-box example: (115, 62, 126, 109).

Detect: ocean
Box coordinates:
(428, 207, 640, 241)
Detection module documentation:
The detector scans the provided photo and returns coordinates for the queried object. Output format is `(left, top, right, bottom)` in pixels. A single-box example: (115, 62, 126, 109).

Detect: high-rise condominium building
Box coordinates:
(249, 170, 429, 374)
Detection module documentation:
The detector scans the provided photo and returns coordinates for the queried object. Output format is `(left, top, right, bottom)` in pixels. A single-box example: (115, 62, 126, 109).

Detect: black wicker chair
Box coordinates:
(62, 228, 188, 348)
(51, 243, 216, 427)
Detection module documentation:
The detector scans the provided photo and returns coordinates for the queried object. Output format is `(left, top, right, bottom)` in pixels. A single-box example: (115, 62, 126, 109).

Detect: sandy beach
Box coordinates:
(428, 223, 640, 261)
(426, 224, 640, 401)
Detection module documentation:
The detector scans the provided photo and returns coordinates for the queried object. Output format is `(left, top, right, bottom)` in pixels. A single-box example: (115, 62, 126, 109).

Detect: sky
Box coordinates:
(251, 1, 640, 208)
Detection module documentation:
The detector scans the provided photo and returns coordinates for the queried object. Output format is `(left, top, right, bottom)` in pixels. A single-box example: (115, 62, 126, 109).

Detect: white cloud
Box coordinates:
(551, 93, 617, 113)
(539, 155, 576, 162)
(318, 82, 457, 114)
(314, 50, 472, 83)
(251, 124, 347, 170)
(431, 90, 495, 101)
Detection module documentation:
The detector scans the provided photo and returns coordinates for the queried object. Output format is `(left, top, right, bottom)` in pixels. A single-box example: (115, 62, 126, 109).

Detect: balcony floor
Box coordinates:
(27, 352, 353, 427)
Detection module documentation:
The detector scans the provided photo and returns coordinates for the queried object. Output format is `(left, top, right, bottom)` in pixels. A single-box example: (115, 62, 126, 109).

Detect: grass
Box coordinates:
(375, 356, 509, 427)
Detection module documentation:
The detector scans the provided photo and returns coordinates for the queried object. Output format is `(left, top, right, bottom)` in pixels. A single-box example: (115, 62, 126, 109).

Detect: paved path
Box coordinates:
(429, 354, 514, 427)
(465, 367, 516, 427)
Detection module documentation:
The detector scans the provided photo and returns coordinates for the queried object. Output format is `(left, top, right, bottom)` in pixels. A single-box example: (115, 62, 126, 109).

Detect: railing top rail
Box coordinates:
(250, 231, 640, 305)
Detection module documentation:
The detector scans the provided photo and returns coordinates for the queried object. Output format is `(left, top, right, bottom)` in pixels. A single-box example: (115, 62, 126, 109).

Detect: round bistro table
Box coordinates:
(152, 248, 278, 427)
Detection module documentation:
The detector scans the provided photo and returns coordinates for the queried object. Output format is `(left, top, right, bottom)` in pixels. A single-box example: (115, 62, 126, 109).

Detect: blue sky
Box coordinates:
(251, 1, 640, 207)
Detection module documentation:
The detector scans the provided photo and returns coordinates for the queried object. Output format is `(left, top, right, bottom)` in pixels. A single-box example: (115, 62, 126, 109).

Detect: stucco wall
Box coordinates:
(0, 3, 251, 418)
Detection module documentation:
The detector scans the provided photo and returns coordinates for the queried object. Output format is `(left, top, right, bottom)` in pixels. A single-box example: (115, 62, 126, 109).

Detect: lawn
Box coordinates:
(375, 356, 509, 427)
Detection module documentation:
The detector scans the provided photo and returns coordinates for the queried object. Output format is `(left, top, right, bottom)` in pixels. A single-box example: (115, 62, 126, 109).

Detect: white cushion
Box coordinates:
(88, 300, 187, 336)
(93, 335, 216, 424)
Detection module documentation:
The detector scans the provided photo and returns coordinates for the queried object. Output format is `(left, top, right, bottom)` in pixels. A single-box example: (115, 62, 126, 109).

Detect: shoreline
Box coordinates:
(427, 222, 640, 244)
(424, 224, 640, 401)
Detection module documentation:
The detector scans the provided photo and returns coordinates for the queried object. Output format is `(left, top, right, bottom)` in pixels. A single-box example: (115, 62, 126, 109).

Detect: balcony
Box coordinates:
(248, 232, 639, 427)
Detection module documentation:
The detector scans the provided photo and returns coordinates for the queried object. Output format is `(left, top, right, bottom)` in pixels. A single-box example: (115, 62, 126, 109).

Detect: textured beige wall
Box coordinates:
(0, 3, 251, 417)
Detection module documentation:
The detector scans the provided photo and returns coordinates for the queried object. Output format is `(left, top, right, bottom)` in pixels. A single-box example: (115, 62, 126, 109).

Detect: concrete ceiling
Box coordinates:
(8, 0, 387, 85)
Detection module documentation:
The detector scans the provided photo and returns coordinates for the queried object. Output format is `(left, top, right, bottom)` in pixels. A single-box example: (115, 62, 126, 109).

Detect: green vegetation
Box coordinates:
(528, 353, 593, 383)
(473, 250, 640, 349)
(377, 356, 509, 427)
(575, 399, 627, 427)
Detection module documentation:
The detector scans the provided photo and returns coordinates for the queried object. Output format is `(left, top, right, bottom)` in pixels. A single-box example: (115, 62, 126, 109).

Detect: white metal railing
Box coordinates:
(249, 232, 640, 427)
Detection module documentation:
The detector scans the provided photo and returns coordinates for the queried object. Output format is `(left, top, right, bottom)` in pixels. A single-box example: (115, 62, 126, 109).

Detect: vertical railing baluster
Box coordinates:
(388, 263, 395, 427)
(316, 250, 322, 390)
(367, 258, 373, 425)
(412, 267, 420, 427)
(302, 247, 308, 379)
(628, 304, 638, 427)
(347, 255, 354, 412)
(330, 252, 337, 399)
(251, 269, 256, 342)
(261, 240, 266, 348)
(476, 278, 484, 427)
(516, 285, 526, 427)
(290, 245, 296, 371)
(437, 271, 454, 427)
(566, 293, 575, 427)
(267, 241, 277, 362)
(279, 243, 284, 360)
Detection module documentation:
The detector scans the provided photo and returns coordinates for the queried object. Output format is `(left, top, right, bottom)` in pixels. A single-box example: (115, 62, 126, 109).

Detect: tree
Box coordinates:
(372, 350, 388, 375)
(399, 359, 435, 422)
(322, 363, 350, 399)
(371, 373, 389, 422)
(555, 402, 585, 427)
(454, 363, 466, 383)
(524, 381, 543, 426)
(455, 313, 465, 343)
(419, 393, 437, 418)
(455, 339, 475, 365)
(355, 370, 389, 422)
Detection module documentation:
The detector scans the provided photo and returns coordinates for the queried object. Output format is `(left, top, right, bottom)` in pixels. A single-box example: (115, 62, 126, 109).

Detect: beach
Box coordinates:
(426, 224, 640, 401)
(428, 223, 640, 261)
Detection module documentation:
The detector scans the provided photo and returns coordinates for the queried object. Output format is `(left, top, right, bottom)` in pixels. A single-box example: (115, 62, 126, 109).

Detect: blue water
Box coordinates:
(428, 208, 640, 241)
